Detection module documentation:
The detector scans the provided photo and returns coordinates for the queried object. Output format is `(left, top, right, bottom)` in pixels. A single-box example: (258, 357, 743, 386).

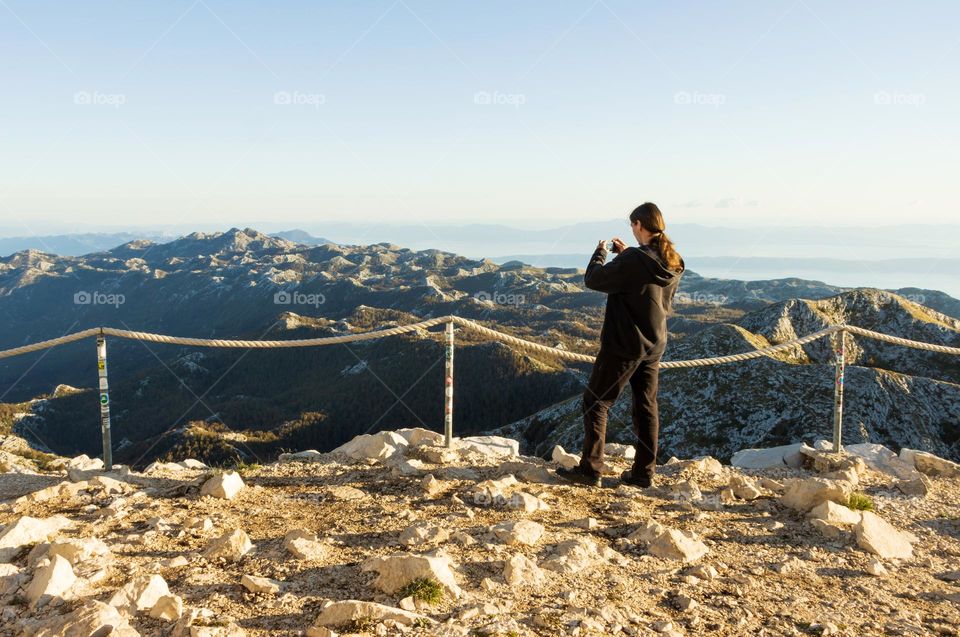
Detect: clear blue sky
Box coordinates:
(1, 0, 957, 233)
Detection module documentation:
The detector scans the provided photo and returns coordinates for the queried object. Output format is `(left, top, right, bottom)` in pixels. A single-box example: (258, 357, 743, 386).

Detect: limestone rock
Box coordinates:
(807, 500, 862, 526)
(388, 456, 426, 477)
(109, 573, 170, 614)
(469, 475, 518, 506)
(0, 563, 25, 596)
(780, 477, 853, 512)
(670, 479, 702, 502)
(149, 594, 184, 621)
(66, 454, 105, 481)
(323, 485, 367, 501)
(399, 521, 450, 547)
(897, 474, 931, 497)
(604, 443, 636, 459)
(311, 600, 434, 629)
(395, 427, 446, 447)
(503, 553, 545, 586)
(283, 530, 327, 560)
(420, 473, 446, 497)
(16, 480, 88, 506)
(686, 456, 724, 475)
(551, 445, 580, 470)
(675, 594, 699, 612)
(145, 459, 208, 473)
(866, 558, 888, 577)
(497, 460, 556, 484)
(90, 475, 127, 495)
(844, 443, 918, 479)
(899, 448, 960, 478)
(361, 552, 462, 598)
(773, 556, 805, 575)
(688, 564, 718, 580)
(0, 515, 72, 562)
(204, 528, 253, 562)
(278, 450, 325, 463)
(491, 520, 545, 546)
(48, 537, 111, 566)
(855, 512, 914, 560)
(541, 537, 618, 574)
(241, 574, 281, 595)
(809, 519, 845, 539)
(627, 520, 668, 543)
(413, 446, 460, 465)
(26, 555, 76, 607)
(333, 431, 408, 460)
(759, 477, 786, 493)
(162, 555, 190, 568)
(200, 471, 245, 500)
(647, 529, 709, 563)
(731, 443, 813, 469)
(450, 531, 476, 545)
(508, 492, 549, 513)
(184, 517, 215, 534)
(729, 475, 762, 501)
(456, 435, 519, 458)
(22, 600, 139, 637)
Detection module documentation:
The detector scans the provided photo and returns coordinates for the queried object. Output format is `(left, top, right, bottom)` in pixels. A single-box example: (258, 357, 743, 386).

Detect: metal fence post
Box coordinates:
(444, 320, 454, 448)
(832, 328, 846, 453)
(96, 333, 113, 470)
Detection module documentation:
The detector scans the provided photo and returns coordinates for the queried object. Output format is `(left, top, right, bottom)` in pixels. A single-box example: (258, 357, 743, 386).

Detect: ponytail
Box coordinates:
(650, 231, 682, 271)
(629, 203, 683, 271)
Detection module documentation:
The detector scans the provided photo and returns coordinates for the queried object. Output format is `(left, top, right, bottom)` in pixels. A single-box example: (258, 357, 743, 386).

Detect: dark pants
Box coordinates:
(579, 348, 660, 479)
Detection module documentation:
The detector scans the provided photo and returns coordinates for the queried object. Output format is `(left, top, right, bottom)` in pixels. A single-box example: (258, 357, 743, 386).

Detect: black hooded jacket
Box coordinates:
(584, 244, 684, 361)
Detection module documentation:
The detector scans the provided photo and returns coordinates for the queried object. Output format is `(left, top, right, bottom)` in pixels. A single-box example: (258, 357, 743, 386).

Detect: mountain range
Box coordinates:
(0, 227, 957, 468)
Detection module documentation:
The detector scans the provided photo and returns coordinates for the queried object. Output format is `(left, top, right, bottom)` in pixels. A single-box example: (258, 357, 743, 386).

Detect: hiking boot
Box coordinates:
(620, 470, 653, 488)
(556, 466, 602, 488)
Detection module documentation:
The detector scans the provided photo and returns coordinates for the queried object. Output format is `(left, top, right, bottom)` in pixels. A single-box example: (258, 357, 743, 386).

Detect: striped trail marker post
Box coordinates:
(96, 333, 113, 470)
(832, 328, 846, 453)
(444, 320, 454, 448)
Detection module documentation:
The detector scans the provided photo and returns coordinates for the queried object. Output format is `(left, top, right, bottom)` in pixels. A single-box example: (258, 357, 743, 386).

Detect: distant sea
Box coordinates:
(491, 253, 960, 299)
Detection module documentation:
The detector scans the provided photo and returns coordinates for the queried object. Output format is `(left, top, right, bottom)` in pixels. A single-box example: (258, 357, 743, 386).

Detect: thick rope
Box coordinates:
(451, 318, 843, 367)
(843, 324, 960, 356)
(100, 316, 450, 348)
(0, 328, 102, 360)
(0, 319, 958, 369)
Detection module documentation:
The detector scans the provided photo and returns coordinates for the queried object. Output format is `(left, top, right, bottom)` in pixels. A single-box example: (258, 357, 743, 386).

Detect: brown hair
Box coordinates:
(629, 202, 682, 271)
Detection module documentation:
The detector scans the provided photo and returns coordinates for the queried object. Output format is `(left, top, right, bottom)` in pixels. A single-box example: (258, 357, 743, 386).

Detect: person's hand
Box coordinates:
(611, 237, 627, 254)
(596, 240, 607, 252)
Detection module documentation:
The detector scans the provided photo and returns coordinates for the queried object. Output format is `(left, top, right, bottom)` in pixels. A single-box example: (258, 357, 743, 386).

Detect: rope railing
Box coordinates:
(2, 316, 958, 469)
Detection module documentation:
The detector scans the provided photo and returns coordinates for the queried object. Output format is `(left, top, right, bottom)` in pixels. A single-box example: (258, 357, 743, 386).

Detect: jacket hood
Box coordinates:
(635, 246, 683, 287)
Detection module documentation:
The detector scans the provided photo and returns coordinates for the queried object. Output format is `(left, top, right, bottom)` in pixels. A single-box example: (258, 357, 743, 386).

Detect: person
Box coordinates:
(557, 202, 684, 488)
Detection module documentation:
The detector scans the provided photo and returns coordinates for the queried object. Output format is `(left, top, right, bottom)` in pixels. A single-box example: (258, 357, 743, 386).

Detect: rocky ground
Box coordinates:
(1, 429, 959, 637)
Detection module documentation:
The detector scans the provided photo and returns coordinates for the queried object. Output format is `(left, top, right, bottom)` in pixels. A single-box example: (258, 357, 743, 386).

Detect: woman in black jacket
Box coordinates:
(557, 202, 684, 488)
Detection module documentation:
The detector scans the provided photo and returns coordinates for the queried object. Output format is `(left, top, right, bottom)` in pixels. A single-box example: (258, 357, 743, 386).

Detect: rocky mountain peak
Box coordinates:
(3, 429, 959, 636)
